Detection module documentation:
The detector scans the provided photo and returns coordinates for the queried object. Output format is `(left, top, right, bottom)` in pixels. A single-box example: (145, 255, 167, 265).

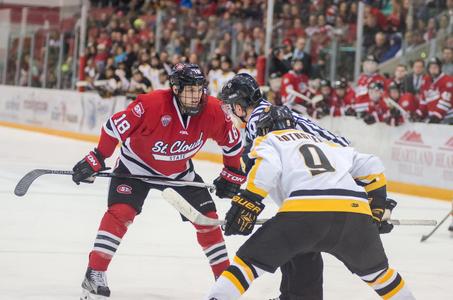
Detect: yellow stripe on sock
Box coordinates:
(375, 269, 395, 286)
(222, 271, 245, 295)
(233, 256, 254, 282)
(382, 279, 405, 299)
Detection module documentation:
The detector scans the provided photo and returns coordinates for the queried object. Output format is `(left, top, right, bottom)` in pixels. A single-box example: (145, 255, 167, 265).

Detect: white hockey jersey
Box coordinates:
(246, 129, 386, 216)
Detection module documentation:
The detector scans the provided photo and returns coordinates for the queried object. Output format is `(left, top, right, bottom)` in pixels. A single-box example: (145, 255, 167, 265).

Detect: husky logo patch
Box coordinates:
(161, 115, 172, 127)
(117, 184, 132, 194)
(132, 103, 144, 118)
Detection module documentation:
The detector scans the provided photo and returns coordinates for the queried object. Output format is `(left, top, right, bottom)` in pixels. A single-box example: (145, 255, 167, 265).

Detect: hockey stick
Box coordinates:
(14, 169, 215, 197)
(162, 188, 436, 227)
(420, 210, 452, 242)
(163, 188, 266, 226)
(287, 89, 324, 104)
(383, 97, 410, 120)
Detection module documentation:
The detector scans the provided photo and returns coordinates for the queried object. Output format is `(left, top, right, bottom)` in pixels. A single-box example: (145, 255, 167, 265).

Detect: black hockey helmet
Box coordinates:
(220, 73, 262, 109)
(426, 57, 442, 70)
(426, 56, 442, 68)
(320, 79, 331, 88)
(334, 78, 348, 89)
(256, 105, 296, 136)
(368, 80, 385, 90)
(169, 63, 207, 115)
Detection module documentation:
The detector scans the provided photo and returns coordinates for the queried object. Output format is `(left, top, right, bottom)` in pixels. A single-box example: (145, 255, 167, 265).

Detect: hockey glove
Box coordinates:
(379, 198, 398, 234)
(224, 190, 265, 236)
(213, 166, 246, 199)
(72, 148, 108, 185)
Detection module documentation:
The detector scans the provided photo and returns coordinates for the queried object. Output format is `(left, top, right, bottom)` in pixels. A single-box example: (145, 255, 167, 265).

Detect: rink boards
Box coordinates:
(0, 84, 452, 200)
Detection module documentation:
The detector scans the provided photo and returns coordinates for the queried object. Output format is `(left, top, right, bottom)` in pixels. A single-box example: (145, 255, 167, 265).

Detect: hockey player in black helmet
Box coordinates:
(169, 63, 208, 116)
(426, 57, 442, 79)
(220, 73, 263, 122)
(220, 74, 350, 300)
(206, 104, 414, 300)
(255, 105, 296, 136)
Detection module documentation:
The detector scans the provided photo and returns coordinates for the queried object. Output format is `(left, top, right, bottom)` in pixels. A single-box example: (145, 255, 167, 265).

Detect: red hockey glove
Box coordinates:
(213, 166, 246, 199)
(224, 190, 265, 236)
(72, 148, 108, 185)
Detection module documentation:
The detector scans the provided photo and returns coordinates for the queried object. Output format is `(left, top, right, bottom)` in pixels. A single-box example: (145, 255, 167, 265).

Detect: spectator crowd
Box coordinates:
(5, 0, 453, 124)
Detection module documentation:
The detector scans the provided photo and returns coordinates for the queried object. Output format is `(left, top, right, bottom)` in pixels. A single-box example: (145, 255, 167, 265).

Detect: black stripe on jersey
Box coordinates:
(94, 243, 117, 253)
(121, 148, 161, 176)
(206, 245, 226, 258)
(294, 115, 349, 146)
(290, 189, 368, 199)
(210, 252, 228, 264)
(375, 273, 402, 296)
(106, 119, 114, 131)
(175, 160, 194, 180)
(229, 265, 249, 290)
(223, 141, 242, 154)
(96, 234, 120, 245)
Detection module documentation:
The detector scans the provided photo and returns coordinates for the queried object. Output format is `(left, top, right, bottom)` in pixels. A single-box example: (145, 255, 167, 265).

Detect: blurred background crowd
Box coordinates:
(1, 0, 453, 125)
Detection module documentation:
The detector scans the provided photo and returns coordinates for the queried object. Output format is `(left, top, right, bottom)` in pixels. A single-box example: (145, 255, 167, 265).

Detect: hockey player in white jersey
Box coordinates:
(206, 106, 415, 300)
(220, 73, 393, 300)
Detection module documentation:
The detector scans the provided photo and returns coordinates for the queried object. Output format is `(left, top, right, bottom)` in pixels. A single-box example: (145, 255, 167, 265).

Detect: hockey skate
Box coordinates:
(80, 268, 111, 300)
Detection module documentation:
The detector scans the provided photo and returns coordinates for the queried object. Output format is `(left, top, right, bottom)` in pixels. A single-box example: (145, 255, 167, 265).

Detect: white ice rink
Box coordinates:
(1, 126, 452, 300)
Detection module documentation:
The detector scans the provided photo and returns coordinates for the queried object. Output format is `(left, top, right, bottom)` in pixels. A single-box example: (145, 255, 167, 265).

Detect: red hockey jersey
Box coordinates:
(330, 89, 355, 117)
(280, 71, 310, 105)
(418, 73, 453, 120)
(96, 89, 243, 179)
(354, 73, 386, 112)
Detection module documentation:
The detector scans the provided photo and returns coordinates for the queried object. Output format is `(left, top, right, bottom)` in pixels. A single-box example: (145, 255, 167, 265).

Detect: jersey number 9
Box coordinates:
(299, 144, 335, 176)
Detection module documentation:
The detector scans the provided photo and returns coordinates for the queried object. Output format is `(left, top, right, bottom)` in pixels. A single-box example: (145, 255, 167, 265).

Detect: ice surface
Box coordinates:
(1, 126, 452, 299)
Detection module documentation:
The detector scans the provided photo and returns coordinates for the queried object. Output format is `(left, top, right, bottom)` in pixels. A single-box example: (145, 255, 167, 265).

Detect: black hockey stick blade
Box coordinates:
(420, 211, 451, 242)
(15, 169, 215, 197)
(14, 169, 73, 197)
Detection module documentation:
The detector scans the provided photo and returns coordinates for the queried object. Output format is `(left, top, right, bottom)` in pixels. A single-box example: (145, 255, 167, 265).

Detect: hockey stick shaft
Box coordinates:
(420, 210, 452, 242)
(162, 188, 437, 227)
(14, 169, 215, 197)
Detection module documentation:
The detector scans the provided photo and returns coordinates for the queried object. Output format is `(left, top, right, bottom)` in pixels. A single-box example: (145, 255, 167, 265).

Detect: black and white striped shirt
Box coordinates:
(245, 100, 350, 146)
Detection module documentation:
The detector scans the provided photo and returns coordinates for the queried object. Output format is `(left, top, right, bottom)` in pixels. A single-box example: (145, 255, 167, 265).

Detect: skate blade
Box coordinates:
(80, 289, 109, 300)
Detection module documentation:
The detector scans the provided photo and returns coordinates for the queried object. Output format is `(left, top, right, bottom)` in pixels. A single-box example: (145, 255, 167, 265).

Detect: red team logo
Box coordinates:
(116, 184, 132, 194)
(161, 115, 172, 127)
(132, 103, 144, 118)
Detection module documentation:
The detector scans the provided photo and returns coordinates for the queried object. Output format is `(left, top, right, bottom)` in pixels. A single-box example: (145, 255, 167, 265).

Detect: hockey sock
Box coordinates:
(193, 211, 230, 279)
(205, 255, 265, 300)
(88, 203, 137, 271)
(361, 267, 415, 299)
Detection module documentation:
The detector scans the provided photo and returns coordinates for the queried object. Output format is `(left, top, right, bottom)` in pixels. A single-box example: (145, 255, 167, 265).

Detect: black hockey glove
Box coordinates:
(213, 166, 246, 199)
(224, 190, 265, 236)
(363, 113, 377, 125)
(72, 148, 108, 185)
(378, 198, 398, 234)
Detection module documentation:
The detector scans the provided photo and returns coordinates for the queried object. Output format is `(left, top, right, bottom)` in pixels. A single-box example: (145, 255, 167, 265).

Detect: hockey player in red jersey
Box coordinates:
(72, 63, 245, 299)
(416, 57, 453, 123)
(280, 58, 311, 107)
(330, 78, 356, 117)
(361, 81, 395, 125)
(354, 55, 386, 113)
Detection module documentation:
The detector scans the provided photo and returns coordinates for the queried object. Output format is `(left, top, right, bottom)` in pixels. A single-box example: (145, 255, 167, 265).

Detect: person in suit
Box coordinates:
(403, 59, 425, 95)
(292, 37, 312, 76)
